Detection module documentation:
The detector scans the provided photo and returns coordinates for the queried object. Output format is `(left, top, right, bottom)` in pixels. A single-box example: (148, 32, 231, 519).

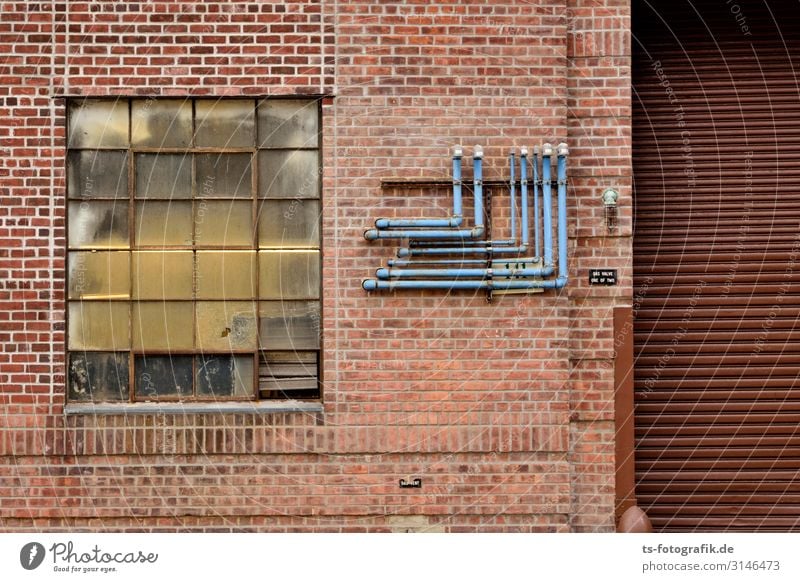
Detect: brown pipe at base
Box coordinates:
(617, 505, 653, 533)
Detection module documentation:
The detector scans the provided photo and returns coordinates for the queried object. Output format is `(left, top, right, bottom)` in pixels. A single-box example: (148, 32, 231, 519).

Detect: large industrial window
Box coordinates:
(66, 98, 321, 402)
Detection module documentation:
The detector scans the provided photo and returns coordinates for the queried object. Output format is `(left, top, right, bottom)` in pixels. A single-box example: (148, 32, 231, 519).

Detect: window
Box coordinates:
(67, 98, 321, 402)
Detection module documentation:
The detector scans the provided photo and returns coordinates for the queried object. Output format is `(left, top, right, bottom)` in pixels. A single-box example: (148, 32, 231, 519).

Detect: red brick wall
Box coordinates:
(0, 0, 630, 532)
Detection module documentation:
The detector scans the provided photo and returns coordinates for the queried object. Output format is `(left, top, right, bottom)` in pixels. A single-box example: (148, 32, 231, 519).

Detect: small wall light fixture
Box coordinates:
(602, 188, 619, 231)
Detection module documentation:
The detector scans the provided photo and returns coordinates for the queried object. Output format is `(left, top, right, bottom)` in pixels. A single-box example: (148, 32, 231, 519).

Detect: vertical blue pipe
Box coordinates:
(520, 148, 529, 247)
(533, 146, 541, 259)
(452, 145, 463, 220)
(557, 143, 568, 279)
(541, 143, 554, 267)
(509, 150, 516, 243)
(473, 146, 484, 227)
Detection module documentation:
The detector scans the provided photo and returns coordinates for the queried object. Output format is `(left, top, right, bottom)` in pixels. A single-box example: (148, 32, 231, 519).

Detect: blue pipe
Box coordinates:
(362, 278, 566, 291)
(510, 150, 516, 242)
(533, 146, 541, 258)
(363, 147, 484, 241)
(556, 142, 568, 279)
(520, 148, 529, 247)
(376, 266, 554, 279)
(373, 146, 463, 229)
(541, 143, 554, 267)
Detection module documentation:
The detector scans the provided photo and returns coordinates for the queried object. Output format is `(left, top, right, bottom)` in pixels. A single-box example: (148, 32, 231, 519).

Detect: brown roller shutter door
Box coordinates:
(633, 1, 800, 531)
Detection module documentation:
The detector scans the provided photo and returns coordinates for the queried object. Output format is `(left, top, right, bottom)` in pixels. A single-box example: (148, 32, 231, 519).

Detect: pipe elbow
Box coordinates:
(362, 279, 378, 291)
(554, 276, 568, 289)
(374, 218, 389, 229)
(396, 248, 410, 258)
(364, 229, 378, 241)
(376, 268, 390, 280)
(470, 225, 485, 238)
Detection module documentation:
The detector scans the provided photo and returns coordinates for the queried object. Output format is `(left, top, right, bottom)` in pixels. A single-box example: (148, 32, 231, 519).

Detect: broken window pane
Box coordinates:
(68, 201, 130, 249)
(132, 301, 194, 351)
(196, 354, 254, 398)
(258, 250, 320, 299)
(68, 251, 130, 300)
(68, 301, 130, 350)
(68, 99, 129, 149)
(194, 200, 253, 247)
(135, 153, 192, 199)
(67, 150, 128, 199)
(196, 301, 257, 351)
(195, 251, 256, 300)
(259, 351, 319, 399)
(195, 99, 255, 148)
(131, 99, 192, 148)
(195, 153, 252, 198)
(131, 251, 193, 300)
(258, 301, 320, 350)
(68, 352, 129, 402)
(258, 150, 319, 198)
(257, 99, 319, 148)
(258, 199, 320, 248)
(134, 355, 193, 399)
(135, 201, 193, 246)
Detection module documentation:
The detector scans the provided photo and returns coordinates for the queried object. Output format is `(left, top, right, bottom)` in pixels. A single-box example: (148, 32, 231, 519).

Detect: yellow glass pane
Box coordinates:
(196, 301, 257, 351)
(257, 99, 318, 148)
(258, 199, 319, 248)
(257, 150, 319, 198)
(68, 201, 130, 249)
(194, 200, 253, 247)
(68, 301, 130, 350)
(132, 251, 193, 300)
(68, 99, 129, 149)
(67, 150, 128, 199)
(131, 99, 192, 148)
(132, 302, 194, 351)
(196, 355, 254, 398)
(135, 153, 192, 199)
(68, 251, 130, 300)
(195, 251, 256, 300)
(135, 201, 193, 246)
(195, 153, 252, 198)
(195, 99, 255, 148)
(258, 250, 320, 299)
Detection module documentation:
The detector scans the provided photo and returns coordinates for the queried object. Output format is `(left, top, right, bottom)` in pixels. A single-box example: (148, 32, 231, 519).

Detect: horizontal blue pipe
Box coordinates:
(364, 226, 484, 240)
(362, 277, 567, 291)
(410, 239, 516, 247)
(376, 266, 553, 279)
(397, 245, 532, 257)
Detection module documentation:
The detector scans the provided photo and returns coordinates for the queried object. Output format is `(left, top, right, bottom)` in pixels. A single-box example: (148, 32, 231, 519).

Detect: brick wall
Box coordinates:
(0, 0, 630, 532)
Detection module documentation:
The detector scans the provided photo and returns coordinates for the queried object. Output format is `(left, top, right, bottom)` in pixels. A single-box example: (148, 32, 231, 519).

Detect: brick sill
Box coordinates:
(64, 401, 324, 416)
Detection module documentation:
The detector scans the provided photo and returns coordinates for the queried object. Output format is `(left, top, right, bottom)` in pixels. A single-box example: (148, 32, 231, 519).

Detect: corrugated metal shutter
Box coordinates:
(633, 1, 800, 531)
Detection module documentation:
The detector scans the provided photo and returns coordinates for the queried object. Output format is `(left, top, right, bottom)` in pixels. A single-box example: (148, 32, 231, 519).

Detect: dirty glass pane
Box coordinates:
(135, 153, 192, 199)
(195, 99, 255, 148)
(68, 99, 129, 149)
(258, 199, 319, 248)
(258, 150, 318, 198)
(194, 200, 253, 247)
(196, 301, 257, 351)
(68, 251, 130, 300)
(258, 250, 320, 299)
(195, 153, 252, 198)
(131, 99, 192, 148)
(258, 301, 320, 350)
(132, 301, 194, 351)
(195, 251, 256, 300)
(135, 201, 193, 246)
(134, 355, 193, 399)
(68, 201, 130, 249)
(67, 150, 128, 199)
(196, 354, 253, 398)
(257, 99, 318, 148)
(68, 301, 130, 350)
(131, 251, 193, 300)
(68, 352, 129, 402)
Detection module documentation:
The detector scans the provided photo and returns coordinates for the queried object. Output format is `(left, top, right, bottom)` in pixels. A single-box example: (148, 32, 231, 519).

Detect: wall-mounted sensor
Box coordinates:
(602, 188, 619, 231)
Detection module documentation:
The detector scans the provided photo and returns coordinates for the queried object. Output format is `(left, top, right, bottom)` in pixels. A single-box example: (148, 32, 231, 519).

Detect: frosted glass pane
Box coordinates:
(68, 99, 129, 149)
(258, 250, 320, 299)
(68, 301, 130, 350)
(195, 99, 255, 148)
(196, 301, 258, 351)
(131, 99, 192, 148)
(67, 150, 128, 199)
(132, 301, 194, 351)
(195, 153, 252, 198)
(195, 251, 256, 300)
(195, 200, 253, 247)
(258, 301, 320, 350)
(258, 99, 318, 148)
(258, 150, 318, 198)
(258, 199, 319, 248)
(135, 201, 193, 246)
(135, 153, 192, 199)
(68, 251, 130, 300)
(131, 251, 193, 300)
(68, 201, 130, 249)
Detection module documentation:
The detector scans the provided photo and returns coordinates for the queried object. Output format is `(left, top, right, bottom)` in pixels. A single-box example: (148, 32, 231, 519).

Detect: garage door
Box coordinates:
(633, 0, 800, 531)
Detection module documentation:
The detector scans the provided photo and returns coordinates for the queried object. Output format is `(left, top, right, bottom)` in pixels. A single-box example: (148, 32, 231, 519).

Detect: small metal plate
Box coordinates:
(490, 258, 544, 295)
